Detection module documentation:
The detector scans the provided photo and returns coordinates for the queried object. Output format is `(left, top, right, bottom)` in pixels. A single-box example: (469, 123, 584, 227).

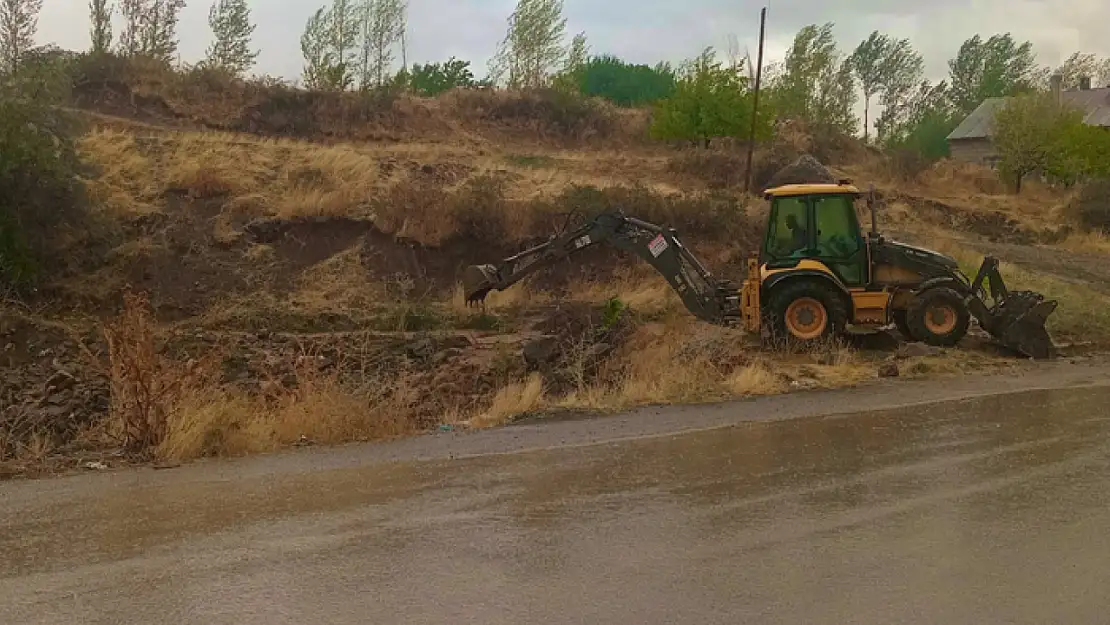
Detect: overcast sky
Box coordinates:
(36, 0, 1109, 85)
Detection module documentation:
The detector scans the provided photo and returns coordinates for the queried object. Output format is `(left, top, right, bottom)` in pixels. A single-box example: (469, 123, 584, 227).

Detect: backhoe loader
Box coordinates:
(462, 181, 1059, 359)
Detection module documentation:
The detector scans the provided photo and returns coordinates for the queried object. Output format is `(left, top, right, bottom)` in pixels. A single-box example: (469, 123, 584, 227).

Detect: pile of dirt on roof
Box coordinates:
(764, 154, 837, 188)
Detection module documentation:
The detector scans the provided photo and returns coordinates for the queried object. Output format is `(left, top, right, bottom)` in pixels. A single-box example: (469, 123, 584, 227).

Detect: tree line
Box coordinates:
(1, 0, 1108, 164)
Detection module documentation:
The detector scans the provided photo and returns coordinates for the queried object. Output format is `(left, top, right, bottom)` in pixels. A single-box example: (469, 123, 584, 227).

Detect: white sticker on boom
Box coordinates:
(575, 235, 591, 249)
(648, 234, 669, 257)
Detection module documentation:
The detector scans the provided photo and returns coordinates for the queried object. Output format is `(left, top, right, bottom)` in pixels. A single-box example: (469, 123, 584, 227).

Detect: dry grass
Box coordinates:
(564, 267, 683, 317)
(290, 247, 384, 316)
(558, 321, 872, 412)
(79, 128, 384, 219)
(468, 373, 547, 429)
(158, 364, 419, 461)
(1056, 230, 1110, 255)
(79, 130, 162, 216)
(99, 290, 425, 462)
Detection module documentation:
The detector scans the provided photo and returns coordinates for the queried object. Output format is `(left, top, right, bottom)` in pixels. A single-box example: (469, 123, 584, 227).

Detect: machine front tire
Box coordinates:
(905, 287, 970, 347)
(765, 279, 849, 346)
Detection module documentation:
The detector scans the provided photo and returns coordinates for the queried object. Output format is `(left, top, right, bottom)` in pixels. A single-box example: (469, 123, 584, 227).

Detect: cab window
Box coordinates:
(813, 194, 865, 285)
(813, 195, 861, 257)
(766, 197, 809, 258)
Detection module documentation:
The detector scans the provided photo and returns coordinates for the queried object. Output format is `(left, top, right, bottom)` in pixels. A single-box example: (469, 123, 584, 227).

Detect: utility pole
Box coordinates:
(743, 6, 767, 194)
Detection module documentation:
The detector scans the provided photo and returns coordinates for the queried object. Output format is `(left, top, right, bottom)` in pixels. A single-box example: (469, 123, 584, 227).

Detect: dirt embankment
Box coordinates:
(6, 56, 1110, 478)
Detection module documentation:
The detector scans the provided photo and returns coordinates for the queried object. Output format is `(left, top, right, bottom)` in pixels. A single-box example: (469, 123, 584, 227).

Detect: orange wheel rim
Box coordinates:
(924, 304, 957, 335)
(785, 297, 827, 339)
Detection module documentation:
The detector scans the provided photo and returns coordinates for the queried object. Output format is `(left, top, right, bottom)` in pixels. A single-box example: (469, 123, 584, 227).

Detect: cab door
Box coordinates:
(811, 193, 868, 287)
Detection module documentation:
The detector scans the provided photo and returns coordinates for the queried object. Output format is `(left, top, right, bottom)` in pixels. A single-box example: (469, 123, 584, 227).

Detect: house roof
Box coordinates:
(947, 87, 1110, 141)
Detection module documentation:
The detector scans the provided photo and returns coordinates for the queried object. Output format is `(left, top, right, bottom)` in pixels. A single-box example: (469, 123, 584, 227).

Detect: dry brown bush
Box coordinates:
(917, 159, 1009, 196)
(102, 290, 221, 455)
(99, 291, 425, 462)
(1066, 179, 1110, 232)
(667, 149, 747, 189)
(446, 87, 621, 141)
(553, 184, 752, 241)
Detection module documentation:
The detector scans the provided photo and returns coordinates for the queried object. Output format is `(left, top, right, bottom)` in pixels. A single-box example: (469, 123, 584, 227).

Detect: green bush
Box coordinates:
(571, 55, 677, 107)
(0, 76, 85, 286)
(649, 50, 772, 148)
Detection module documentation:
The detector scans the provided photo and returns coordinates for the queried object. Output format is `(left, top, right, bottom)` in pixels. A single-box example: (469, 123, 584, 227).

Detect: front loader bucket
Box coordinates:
(993, 295, 1058, 360)
(968, 257, 1059, 360)
(981, 290, 1059, 360)
(462, 264, 499, 305)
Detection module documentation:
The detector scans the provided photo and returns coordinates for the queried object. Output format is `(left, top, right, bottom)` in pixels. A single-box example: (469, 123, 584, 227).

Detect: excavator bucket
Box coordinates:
(462, 264, 499, 305)
(967, 257, 1058, 360)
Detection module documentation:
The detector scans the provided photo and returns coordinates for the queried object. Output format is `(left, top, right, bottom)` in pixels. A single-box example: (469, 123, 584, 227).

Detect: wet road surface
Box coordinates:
(3, 382, 1110, 624)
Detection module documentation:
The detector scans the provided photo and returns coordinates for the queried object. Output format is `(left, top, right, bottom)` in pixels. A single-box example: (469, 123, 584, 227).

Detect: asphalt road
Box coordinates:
(3, 371, 1110, 624)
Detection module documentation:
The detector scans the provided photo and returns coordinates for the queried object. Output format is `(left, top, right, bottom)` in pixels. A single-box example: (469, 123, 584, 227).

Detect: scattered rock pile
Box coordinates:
(1, 339, 109, 458)
(765, 154, 838, 188)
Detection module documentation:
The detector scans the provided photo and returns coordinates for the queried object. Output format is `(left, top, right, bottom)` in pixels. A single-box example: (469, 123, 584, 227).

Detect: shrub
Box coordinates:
(1068, 179, 1110, 232)
(667, 149, 747, 189)
(553, 183, 748, 240)
(451, 88, 618, 140)
(0, 77, 86, 286)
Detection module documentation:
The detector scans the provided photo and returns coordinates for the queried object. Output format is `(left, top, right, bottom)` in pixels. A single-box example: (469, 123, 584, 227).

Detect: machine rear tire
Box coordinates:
(906, 287, 970, 347)
(765, 279, 849, 346)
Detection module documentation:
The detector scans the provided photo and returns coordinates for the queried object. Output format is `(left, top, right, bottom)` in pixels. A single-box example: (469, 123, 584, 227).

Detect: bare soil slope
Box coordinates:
(4, 69, 1110, 477)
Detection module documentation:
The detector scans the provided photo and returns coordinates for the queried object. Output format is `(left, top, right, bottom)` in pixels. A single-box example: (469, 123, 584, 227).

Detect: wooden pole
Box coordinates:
(743, 7, 768, 194)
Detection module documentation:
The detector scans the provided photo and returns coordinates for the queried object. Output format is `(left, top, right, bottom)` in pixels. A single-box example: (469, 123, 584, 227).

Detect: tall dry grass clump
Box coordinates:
(158, 356, 421, 461)
(101, 290, 424, 462)
(103, 290, 220, 455)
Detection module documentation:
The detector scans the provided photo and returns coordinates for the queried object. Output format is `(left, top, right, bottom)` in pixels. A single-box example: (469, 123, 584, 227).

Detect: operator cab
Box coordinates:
(761, 182, 869, 288)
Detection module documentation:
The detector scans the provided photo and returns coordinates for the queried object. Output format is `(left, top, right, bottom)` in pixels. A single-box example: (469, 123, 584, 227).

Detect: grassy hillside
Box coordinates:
(3, 58, 1109, 477)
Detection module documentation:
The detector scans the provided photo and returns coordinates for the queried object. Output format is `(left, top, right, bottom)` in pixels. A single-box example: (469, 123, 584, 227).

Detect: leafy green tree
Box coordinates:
(849, 32, 888, 141)
(300, 0, 361, 90)
(205, 0, 258, 75)
(116, 0, 187, 64)
(489, 0, 567, 89)
(357, 0, 406, 89)
(117, 0, 143, 56)
(770, 23, 857, 134)
(564, 31, 587, 73)
(1055, 52, 1110, 90)
(650, 49, 771, 148)
(0, 0, 43, 73)
(991, 92, 1081, 193)
(947, 34, 1045, 114)
(408, 57, 474, 96)
(850, 32, 924, 142)
(1045, 119, 1110, 184)
(879, 80, 959, 161)
(88, 0, 113, 54)
(571, 55, 676, 106)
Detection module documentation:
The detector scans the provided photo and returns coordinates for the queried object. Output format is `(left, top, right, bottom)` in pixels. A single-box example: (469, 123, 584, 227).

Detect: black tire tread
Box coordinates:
(764, 279, 849, 344)
(905, 286, 970, 347)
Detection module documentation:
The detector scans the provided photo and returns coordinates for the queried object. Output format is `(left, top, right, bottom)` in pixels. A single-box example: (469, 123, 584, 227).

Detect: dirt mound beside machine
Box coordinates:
(463, 180, 1058, 360)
